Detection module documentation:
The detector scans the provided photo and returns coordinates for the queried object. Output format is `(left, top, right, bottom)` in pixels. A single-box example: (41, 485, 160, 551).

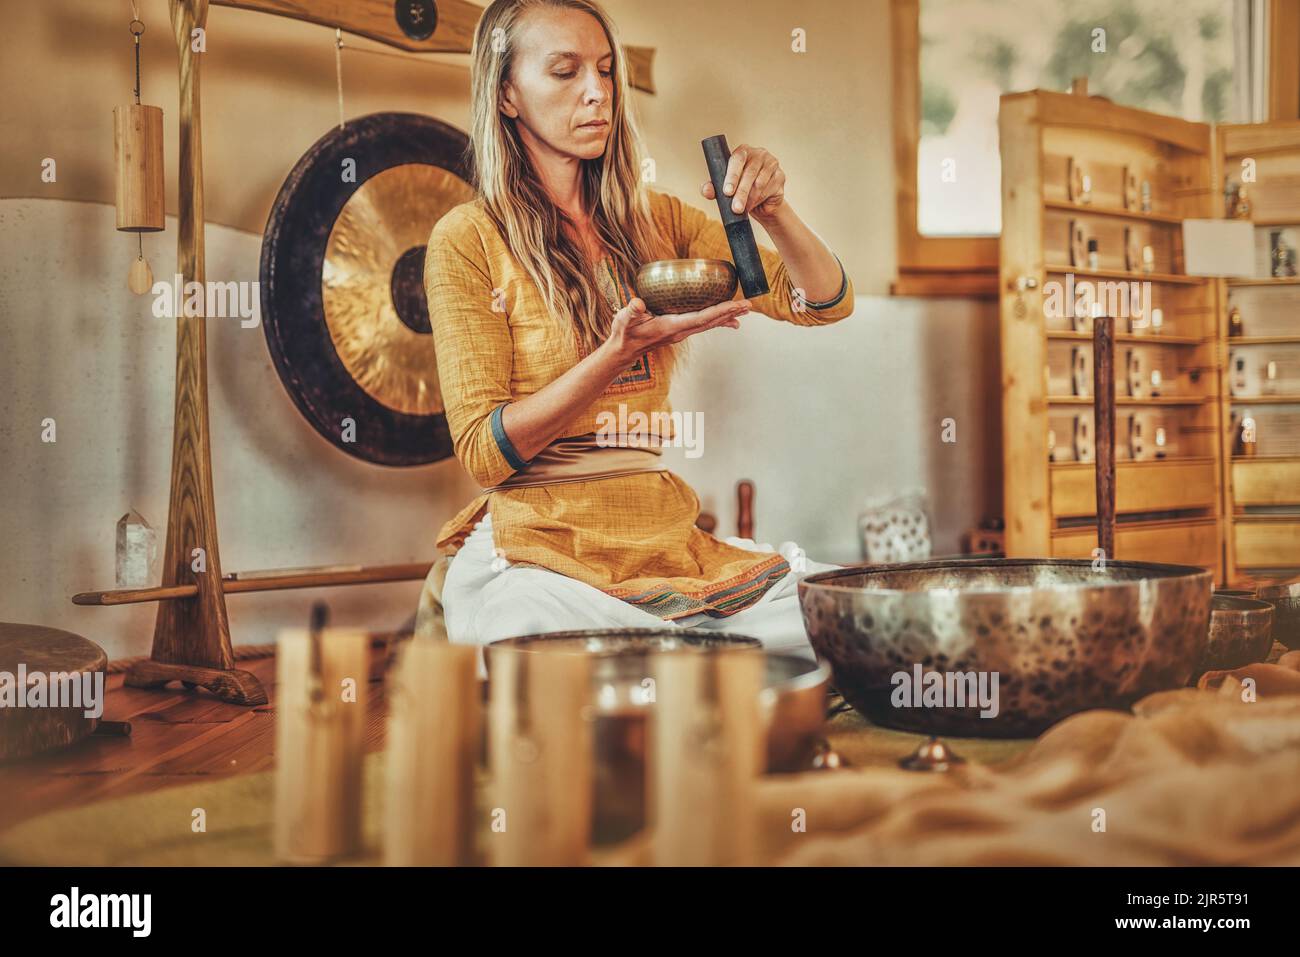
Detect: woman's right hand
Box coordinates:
(604, 296, 751, 366)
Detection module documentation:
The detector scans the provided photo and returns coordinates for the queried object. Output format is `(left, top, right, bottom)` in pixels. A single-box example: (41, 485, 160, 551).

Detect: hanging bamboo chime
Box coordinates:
(113, 11, 164, 294)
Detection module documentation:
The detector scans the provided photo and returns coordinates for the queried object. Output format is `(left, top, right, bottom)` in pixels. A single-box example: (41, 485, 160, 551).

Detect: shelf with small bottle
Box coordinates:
(1045, 265, 1206, 285)
(1045, 330, 1208, 345)
(1226, 276, 1300, 286)
(1042, 199, 1185, 226)
(1048, 395, 1212, 406)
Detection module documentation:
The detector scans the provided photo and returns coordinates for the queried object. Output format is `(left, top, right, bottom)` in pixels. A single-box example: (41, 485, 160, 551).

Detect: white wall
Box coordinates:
(0, 199, 477, 659)
(0, 197, 999, 659)
(669, 295, 1001, 563)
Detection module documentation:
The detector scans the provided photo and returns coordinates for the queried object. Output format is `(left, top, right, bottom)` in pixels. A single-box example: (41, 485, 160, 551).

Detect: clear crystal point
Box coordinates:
(116, 508, 157, 588)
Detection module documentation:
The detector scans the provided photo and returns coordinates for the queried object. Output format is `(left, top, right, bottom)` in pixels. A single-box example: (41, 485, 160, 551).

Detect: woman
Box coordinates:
(422, 0, 853, 665)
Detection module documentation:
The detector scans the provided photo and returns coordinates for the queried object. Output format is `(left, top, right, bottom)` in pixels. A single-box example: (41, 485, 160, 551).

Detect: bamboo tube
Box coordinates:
(383, 639, 480, 866)
(112, 104, 165, 232)
(648, 648, 765, 866)
(273, 627, 371, 864)
(486, 647, 593, 866)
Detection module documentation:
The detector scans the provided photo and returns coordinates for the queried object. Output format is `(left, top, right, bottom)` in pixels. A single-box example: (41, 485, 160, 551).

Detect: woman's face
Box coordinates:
(500, 7, 614, 164)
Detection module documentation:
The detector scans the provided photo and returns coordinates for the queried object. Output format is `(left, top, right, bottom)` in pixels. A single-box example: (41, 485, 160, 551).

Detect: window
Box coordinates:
(920, 0, 1242, 238)
(892, 0, 1292, 297)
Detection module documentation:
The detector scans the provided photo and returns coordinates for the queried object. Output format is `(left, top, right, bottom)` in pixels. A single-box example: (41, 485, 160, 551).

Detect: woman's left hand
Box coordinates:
(700, 144, 786, 224)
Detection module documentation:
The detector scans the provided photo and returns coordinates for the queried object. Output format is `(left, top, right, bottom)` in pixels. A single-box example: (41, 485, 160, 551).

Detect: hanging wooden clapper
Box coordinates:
(75, 0, 656, 706)
(114, 8, 164, 294)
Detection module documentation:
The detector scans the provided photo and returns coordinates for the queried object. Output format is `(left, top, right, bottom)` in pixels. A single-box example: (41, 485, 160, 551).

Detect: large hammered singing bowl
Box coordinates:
(635, 258, 738, 315)
(798, 558, 1213, 738)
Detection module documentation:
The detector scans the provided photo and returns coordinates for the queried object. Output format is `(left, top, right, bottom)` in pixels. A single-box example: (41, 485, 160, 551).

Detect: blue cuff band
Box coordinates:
(801, 253, 848, 310)
(490, 403, 527, 471)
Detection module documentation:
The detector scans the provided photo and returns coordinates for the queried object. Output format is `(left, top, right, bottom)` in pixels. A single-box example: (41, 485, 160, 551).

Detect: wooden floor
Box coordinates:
(0, 644, 395, 837)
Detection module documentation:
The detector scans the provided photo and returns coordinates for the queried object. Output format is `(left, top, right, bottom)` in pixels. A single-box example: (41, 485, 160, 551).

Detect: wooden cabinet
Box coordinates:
(999, 94, 1300, 583)
(1216, 121, 1300, 584)
(999, 90, 1226, 579)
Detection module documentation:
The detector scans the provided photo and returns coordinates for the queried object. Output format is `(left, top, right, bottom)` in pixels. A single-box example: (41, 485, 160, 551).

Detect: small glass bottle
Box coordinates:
(1230, 353, 1246, 395)
(1233, 184, 1252, 219)
(1239, 412, 1258, 457)
(1263, 360, 1279, 396)
(1272, 231, 1298, 278)
(1228, 305, 1244, 337)
(1087, 238, 1099, 271)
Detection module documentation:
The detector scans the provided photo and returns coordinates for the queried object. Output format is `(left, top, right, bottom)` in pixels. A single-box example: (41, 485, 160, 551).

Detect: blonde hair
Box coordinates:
(467, 0, 681, 376)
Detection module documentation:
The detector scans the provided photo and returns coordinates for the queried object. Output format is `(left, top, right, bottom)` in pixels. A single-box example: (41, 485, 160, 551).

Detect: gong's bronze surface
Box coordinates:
(260, 112, 473, 466)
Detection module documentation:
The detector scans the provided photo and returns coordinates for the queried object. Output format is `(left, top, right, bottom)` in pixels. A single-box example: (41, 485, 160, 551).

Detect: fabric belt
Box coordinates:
(480, 433, 667, 493)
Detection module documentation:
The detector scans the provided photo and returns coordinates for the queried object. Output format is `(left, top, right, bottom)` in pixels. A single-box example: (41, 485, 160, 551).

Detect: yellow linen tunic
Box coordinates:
(424, 188, 854, 619)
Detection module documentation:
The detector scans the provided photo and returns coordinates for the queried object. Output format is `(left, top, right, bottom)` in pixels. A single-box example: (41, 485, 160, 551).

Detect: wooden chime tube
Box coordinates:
(273, 627, 370, 864)
(112, 104, 165, 232)
(487, 647, 593, 866)
(648, 648, 765, 866)
(383, 639, 480, 866)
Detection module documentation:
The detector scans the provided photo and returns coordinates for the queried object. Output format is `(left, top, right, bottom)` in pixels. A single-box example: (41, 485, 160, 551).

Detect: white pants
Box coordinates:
(441, 514, 840, 676)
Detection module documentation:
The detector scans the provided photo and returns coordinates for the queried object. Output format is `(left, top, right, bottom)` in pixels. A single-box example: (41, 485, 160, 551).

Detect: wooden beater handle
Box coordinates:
(736, 480, 754, 540)
(1093, 315, 1117, 560)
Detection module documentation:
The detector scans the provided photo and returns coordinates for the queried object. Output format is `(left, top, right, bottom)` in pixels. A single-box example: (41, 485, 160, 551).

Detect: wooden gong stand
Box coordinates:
(77, 0, 657, 705)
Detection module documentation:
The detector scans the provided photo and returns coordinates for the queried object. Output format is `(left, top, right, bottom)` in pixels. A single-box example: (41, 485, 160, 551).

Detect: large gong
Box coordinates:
(260, 112, 475, 466)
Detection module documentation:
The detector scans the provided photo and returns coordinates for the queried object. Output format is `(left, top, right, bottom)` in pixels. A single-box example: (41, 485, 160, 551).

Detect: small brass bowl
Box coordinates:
(1258, 579, 1300, 650)
(1196, 594, 1274, 677)
(635, 258, 738, 315)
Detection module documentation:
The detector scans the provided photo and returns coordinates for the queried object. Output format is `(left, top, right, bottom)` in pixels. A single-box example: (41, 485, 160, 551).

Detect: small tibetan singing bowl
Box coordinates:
(635, 258, 738, 315)
(1195, 594, 1274, 677)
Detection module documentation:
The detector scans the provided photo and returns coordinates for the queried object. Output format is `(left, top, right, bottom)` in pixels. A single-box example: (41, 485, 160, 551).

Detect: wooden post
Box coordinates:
(273, 627, 370, 863)
(998, 94, 1049, 558)
(648, 648, 764, 866)
(123, 0, 265, 705)
(383, 639, 480, 866)
(486, 647, 592, 866)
